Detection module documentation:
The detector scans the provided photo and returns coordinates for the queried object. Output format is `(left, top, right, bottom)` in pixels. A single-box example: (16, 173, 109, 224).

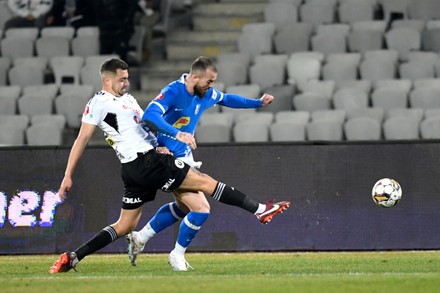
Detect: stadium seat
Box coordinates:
(0, 57, 11, 86)
(217, 52, 251, 70)
(346, 107, 385, 124)
(409, 86, 440, 110)
(332, 88, 369, 111)
(23, 84, 58, 101)
(273, 22, 313, 54)
(385, 27, 421, 61)
(26, 124, 63, 146)
(0, 125, 26, 146)
(71, 36, 100, 58)
(293, 92, 331, 112)
(199, 112, 234, 127)
(380, 0, 411, 23)
(257, 84, 295, 113)
(383, 116, 420, 140)
(270, 122, 306, 141)
(4, 27, 39, 40)
(275, 110, 310, 124)
(391, 19, 425, 33)
(41, 27, 75, 40)
(0, 38, 34, 58)
(338, 1, 375, 24)
(195, 124, 231, 143)
(233, 123, 269, 142)
(216, 61, 248, 88)
(306, 120, 343, 141)
(18, 94, 53, 118)
(8, 65, 45, 87)
(31, 114, 66, 130)
(249, 61, 285, 90)
(347, 30, 384, 53)
(264, 2, 298, 31)
(54, 94, 89, 128)
(371, 87, 408, 111)
(359, 58, 396, 87)
(299, 2, 335, 28)
(420, 116, 440, 139)
(36, 37, 70, 57)
(300, 80, 335, 99)
(234, 112, 274, 126)
(316, 24, 350, 38)
(386, 108, 424, 123)
(399, 62, 435, 82)
(50, 56, 84, 86)
(0, 85, 21, 115)
(311, 33, 347, 57)
(311, 109, 346, 124)
(344, 117, 382, 141)
(286, 55, 321, 89)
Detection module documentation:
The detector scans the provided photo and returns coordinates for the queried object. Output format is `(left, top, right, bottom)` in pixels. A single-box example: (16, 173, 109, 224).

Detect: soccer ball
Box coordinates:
(371, 178, 402, 208)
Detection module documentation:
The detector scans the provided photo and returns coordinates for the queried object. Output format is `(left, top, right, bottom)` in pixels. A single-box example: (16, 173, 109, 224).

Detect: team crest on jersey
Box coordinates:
(212, 90, 217, 100)
(195, 104, 201, 115)
(154, 93, 165, 100)
(173, 117, 190, 128)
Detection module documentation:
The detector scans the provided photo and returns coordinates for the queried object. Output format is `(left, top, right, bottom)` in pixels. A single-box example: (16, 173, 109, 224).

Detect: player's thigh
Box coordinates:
(173, 191, 210, 213)
(178, 168, 218, 195)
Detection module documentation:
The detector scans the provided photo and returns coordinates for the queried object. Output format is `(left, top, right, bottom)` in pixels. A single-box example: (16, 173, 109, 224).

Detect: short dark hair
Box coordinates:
(100, 58, 129, 76)
(190, 56, 217, 74)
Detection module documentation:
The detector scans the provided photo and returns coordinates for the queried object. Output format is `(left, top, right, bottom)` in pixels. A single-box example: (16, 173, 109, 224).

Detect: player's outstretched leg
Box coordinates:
(49, 252, 78, 274)
(255, 199, 291, 224)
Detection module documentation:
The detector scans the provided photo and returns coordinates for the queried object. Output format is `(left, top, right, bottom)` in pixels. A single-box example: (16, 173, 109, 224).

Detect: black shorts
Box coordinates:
(120, 150, 190, 209)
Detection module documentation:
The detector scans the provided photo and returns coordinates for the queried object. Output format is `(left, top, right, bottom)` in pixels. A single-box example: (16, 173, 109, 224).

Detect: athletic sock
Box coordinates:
(139, 202, 186, 243)
(211, 182, 260, 214)
(175, 211, 210, 253)
(74, 225, 118, 261)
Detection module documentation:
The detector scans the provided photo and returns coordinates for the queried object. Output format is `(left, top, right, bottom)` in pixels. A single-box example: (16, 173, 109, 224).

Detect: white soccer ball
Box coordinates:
(371, 178, 402, 208)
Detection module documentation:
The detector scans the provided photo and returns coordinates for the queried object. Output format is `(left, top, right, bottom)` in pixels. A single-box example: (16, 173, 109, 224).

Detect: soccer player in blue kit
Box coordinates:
(127, 56, 291, 269)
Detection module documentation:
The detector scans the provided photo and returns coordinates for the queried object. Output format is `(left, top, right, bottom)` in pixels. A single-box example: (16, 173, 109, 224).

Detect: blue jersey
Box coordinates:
(143, 74, 262, 157)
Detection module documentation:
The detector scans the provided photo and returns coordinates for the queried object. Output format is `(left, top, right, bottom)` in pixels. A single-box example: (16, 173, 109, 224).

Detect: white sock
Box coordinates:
(139, 222, 156, 244)
(254, 203, 266, 214)
(172, 242, 187, 255)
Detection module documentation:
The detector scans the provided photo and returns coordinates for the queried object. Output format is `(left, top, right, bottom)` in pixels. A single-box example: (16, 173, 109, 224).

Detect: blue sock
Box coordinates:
(177, 211, 210, 248)
(149, 202, 187, 233)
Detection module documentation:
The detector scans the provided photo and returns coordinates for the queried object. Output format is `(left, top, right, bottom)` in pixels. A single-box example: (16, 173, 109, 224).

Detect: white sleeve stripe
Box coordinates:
(219, 91, 224, 102)
(149, 101, 166, 114)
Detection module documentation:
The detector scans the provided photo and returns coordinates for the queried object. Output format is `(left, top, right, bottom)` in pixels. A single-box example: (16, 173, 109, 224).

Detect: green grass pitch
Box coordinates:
(1, 251, 439, 293)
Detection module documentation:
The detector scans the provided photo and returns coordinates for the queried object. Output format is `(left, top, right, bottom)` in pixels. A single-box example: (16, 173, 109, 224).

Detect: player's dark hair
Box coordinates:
(100, 58, 129, 76)
(190, 56, 217, 74)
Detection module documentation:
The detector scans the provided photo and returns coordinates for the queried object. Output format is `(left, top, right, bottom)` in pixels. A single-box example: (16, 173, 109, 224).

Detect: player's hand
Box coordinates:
(156, 146, 173, 155)
(176, 131, 197, 150)
(260, 93, 274, 107)
(58, 176, 73, 201)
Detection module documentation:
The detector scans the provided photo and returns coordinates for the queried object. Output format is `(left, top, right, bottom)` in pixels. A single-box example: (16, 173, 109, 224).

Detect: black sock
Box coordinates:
(211, 182, 259, 214)
(74, 226, 118, 261)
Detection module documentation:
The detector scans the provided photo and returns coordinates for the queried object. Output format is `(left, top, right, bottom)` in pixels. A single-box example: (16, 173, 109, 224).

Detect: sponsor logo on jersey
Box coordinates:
(175, 159, 185, 169)
(122, 197, 142, 204)
(173, 117, 190, 128)
(154, 93, 165, 100)
(161, 178, 176, 191)
(83, 105, 90, 116)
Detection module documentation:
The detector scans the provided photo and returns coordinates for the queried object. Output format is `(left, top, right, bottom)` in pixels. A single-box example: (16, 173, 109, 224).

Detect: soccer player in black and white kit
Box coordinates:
(48, 58, 289, 273)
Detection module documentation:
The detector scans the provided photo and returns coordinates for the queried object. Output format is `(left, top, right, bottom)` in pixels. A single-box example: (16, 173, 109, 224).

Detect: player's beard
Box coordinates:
(194, 84, 208, 97)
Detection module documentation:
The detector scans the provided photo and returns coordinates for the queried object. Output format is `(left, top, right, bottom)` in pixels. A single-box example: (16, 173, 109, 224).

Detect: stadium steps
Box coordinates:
(139, 0, 267, 93)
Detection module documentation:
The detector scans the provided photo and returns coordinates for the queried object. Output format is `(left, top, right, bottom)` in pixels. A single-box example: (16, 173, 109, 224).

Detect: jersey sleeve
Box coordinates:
(218, 92, 262, 108)
(142, 90, 180, 137)
(82, 96, 106, 125)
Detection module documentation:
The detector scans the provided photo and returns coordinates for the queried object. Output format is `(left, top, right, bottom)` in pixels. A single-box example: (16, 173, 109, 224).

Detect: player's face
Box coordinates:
(194, 68, 217, 97)
(111, 69, 130, 97)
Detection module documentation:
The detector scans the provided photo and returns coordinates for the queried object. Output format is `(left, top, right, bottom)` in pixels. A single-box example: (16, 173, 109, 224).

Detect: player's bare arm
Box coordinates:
(156, 146, 173, 155)
(58, 122, 96, 200)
